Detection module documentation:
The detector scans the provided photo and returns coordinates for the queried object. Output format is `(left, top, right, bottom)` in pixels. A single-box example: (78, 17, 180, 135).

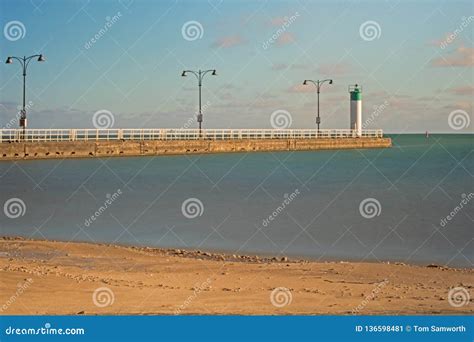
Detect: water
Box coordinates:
(0, 134, 472, 267)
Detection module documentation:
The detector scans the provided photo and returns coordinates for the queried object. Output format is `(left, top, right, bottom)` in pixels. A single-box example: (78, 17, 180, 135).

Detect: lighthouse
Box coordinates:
(349, 84, 362, 137)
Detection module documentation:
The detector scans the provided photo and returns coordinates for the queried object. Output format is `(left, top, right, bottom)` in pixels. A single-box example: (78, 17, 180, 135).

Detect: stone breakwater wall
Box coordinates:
(0, 137, 391, 161)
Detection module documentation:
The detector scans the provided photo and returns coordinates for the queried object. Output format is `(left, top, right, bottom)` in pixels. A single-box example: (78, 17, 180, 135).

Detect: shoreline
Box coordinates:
(0, 236, 468, 269)
(0, 237, 472, 315)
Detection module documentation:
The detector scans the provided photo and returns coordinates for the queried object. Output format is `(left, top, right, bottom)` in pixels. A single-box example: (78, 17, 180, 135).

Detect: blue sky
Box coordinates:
(0, 0, 472, 132)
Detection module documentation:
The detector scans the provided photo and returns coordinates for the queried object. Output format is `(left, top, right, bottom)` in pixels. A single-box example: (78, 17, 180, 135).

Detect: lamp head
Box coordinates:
(212, 69, 217, 76)
(5, 57, 13, 64)
(181, 71, 187, 77)
(329, 79, 333, 85)
(37, 54, 45, 62)
(303, 80, 307, 85)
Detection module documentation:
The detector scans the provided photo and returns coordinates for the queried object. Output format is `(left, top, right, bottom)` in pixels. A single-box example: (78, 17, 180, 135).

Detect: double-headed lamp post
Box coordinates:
(181, 69, 217, 134)
(302, 79, 333, 132)
(5, 54, 46, 137)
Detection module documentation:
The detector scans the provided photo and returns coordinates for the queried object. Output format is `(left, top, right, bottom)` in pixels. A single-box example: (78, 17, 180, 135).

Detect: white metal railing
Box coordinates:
(0, 129, 383, 143)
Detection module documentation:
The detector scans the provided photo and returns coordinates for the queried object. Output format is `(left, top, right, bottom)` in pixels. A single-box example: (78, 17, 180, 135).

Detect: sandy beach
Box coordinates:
(0, 237, 472, 315)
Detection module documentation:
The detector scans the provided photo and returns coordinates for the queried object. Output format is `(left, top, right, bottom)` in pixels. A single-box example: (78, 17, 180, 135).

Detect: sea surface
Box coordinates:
(0, 134, 472, 267)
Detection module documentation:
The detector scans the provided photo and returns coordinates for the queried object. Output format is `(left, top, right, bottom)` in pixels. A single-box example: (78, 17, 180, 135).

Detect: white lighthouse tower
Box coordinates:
(349, 84, 362, 137)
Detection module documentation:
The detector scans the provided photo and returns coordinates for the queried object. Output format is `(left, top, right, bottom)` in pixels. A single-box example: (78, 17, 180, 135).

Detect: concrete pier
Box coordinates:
(0, 137, 391, 161)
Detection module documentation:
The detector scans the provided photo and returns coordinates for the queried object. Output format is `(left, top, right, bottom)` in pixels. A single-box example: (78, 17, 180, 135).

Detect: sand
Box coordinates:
(0, 237, 472, 315)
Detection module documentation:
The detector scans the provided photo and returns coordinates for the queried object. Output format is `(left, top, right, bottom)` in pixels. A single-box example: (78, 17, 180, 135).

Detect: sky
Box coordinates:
(0, 0, 473, 133)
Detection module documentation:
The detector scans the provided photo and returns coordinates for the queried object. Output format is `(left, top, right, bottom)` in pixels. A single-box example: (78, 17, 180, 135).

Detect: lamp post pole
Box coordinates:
(302, 79, 333, 133)
(198, 70, 202, 129)
(5, 54, 45, 139)
(181, 69, 217, 135)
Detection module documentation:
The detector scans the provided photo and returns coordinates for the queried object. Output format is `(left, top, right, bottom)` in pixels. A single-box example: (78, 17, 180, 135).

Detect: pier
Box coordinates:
(0, 128, 391, 160)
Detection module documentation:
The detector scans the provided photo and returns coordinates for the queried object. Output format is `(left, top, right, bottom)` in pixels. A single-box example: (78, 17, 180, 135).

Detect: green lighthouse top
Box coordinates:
(349, 84, 362, 101)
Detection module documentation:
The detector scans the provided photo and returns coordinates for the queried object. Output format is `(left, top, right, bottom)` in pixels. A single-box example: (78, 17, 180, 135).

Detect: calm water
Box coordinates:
(0, 135, 472, 267)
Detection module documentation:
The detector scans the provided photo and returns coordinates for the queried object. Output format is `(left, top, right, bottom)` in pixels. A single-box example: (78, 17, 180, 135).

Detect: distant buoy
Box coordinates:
(425, 131, 429, 138)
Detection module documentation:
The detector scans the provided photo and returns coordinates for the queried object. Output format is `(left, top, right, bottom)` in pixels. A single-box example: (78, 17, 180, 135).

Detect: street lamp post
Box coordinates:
(5, 54, 45, 138)
(302, 79, 333, 133)
(181, 69, 217, 135)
